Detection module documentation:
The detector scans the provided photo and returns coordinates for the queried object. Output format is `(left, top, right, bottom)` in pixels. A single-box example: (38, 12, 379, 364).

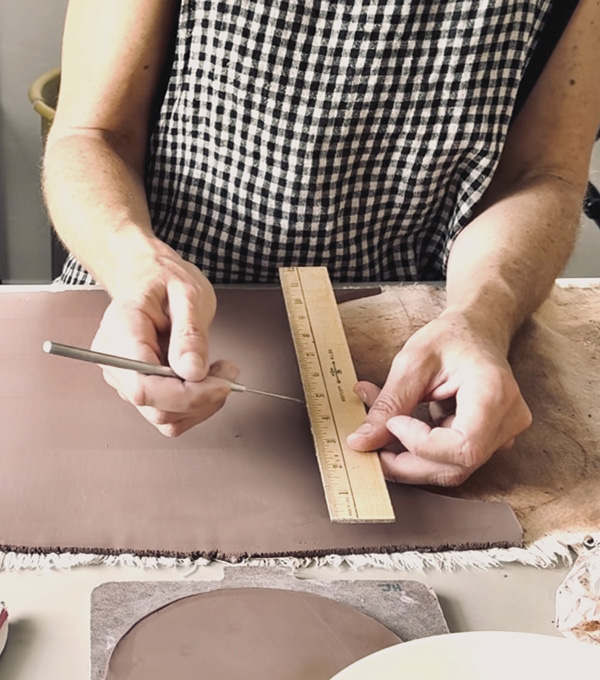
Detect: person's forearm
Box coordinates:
(42, 130, 162, 293)
(445, 174, 583, 353)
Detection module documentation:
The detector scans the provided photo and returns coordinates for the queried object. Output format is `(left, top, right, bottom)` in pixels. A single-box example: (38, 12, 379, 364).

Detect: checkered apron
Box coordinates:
(61, 0, 555, 284)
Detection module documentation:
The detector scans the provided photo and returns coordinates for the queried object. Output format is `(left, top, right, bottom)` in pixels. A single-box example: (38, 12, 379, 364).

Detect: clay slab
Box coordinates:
(104, 587, 402, 680)
(91, 567, 449, 677)
(0, 289, 522, 559)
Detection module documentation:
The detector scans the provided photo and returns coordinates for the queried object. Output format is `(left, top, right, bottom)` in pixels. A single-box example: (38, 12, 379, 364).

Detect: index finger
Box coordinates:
(347, 360, 428, 451)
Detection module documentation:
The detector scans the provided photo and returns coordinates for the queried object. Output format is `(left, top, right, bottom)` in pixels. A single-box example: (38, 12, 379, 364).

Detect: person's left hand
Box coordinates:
(346, 309, 532, 486)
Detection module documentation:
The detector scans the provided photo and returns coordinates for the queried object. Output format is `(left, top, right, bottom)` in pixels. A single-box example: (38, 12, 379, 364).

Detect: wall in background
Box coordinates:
(0, 2, 598, 283)
(0, 0, 68, 283)
(563, 143, 600, 278)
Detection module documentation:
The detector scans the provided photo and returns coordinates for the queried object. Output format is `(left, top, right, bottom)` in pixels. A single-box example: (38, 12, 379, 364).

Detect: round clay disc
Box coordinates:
(104, 587, 402, 679)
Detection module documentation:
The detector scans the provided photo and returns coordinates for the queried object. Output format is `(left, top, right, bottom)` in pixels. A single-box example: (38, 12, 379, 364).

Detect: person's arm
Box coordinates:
(43, 0, 237, 436)
(348, 0, 600, 485)
(446, 0, 600, 350)
(44, 0, 175, 290)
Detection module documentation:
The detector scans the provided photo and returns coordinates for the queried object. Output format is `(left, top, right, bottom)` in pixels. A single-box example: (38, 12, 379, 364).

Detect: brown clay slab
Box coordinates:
(0, 289, 523, 559)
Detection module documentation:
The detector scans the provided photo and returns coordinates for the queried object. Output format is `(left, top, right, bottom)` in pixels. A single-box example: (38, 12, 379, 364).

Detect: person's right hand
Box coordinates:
(91, 242, 238, 436)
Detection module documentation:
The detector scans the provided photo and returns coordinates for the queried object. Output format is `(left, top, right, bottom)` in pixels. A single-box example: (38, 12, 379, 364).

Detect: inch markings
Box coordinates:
(279, 266, 395, 523)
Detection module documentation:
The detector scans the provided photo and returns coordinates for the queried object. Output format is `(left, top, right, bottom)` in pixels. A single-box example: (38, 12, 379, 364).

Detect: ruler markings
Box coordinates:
(289, 269, 355, 518)
(298, 271, 359, 518)
(287, 269, 356, 518)
(279, 266, 395, 523)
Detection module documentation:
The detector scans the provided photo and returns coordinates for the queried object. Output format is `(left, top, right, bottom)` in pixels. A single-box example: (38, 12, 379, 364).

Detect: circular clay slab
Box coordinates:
(104, 587, 402, 680)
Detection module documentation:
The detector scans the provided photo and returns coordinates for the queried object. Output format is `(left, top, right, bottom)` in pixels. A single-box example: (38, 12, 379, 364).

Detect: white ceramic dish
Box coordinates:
(0, 607, 8, 657)
(330, 631, 600, 680)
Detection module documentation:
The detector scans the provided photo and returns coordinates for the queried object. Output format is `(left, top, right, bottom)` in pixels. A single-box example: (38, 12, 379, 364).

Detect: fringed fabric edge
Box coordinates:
(1, 533, 597, 572)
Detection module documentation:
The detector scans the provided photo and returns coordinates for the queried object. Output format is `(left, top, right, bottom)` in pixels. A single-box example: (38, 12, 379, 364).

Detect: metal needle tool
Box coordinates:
(42, 341, 304, 405)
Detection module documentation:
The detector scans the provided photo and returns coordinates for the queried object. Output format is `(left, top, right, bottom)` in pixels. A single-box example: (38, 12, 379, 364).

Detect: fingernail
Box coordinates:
(356, 388, 368, 403)
(386, 418, 400, 436)
(177, 352, 206, 380)
(353, 423, 373, 436)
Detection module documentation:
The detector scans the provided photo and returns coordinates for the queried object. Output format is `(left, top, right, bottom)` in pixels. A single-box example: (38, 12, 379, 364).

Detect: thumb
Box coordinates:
(347, 359, 428, 451)
(166, 281, 212, 381)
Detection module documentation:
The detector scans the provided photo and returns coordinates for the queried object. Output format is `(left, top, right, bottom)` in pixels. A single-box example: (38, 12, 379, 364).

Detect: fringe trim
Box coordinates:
(1, 533, 597, 572)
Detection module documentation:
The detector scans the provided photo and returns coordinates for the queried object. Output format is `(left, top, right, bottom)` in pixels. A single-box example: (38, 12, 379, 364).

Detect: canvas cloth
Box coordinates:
(61, 0, 558, 284)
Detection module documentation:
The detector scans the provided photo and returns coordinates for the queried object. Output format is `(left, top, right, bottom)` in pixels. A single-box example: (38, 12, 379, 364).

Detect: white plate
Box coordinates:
(330, 631, 600, 680)
(0, 620, 7, 656)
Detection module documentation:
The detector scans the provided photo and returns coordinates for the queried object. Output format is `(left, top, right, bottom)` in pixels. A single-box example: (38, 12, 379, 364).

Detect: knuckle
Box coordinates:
(518, 404, 533, 432)
(147, 409, 174, 426)
(129, 382, 149, 407)
(212, 383, 231, 405)
(181, 280, 205, 311)
(495, 372, 532, 434)
(178, 278, 202, 302)
(498, 438, 516, 452)
(502, 380, 521, 405)
(390, 349, 418, 377)
(495, 368, 524, 406)
(411, 439, 428, 460)
(458, 440, 485, 469)
(187, 393, 203, 411)
(369, 392, 402, 419)
(394, 339, 436, 372)
(157, 422, 183, 438)
(209, 396, 227, 413)
(209, 358, 237, 379)
(383, 471, 403, 484)
(435, 467, 470, 487)
(175, 318, 203, 341)
(189, 386, 227, 411)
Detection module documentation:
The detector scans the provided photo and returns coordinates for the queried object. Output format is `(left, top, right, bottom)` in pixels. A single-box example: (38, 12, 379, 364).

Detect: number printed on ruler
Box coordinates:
(285, 273, 354, 516)
(279, 266, 395, 523)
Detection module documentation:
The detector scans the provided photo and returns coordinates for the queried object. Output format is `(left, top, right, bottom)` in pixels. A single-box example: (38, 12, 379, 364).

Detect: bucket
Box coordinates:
(28, 67, 60, 141)
(28, 68, 65, 278)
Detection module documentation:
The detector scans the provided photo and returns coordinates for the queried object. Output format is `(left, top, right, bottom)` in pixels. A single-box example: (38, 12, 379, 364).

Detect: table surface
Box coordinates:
(0, 282, 593, 679)
(0, 560, 573, 679)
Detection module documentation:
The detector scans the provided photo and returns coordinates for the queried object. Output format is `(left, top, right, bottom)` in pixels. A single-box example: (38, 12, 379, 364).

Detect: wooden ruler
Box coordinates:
(279, 266, 395, 523)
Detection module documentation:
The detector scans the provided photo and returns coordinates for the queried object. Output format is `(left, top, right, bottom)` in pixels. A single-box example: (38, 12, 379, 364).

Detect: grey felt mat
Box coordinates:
(91, 567, 449, 679)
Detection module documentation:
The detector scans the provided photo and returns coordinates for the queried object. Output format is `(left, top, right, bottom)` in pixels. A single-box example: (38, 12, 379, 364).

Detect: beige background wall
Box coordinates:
(563, 143, 600, 278)
(0, 0, 68, 283)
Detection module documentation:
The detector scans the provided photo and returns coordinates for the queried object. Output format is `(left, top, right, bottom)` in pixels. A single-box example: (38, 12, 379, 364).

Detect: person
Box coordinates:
(42, 0, 600, 487)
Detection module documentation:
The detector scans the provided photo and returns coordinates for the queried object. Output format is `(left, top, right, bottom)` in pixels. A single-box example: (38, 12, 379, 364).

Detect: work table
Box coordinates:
(0, 280, 597, 678)
(0, 560, 571, 679)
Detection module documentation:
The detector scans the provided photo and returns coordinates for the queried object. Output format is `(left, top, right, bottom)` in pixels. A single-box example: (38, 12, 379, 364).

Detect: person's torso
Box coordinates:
(62, 0, 572, 285)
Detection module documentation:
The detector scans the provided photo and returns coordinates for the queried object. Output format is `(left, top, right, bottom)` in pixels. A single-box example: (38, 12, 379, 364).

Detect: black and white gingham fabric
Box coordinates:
(61, 0, 554, 285)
